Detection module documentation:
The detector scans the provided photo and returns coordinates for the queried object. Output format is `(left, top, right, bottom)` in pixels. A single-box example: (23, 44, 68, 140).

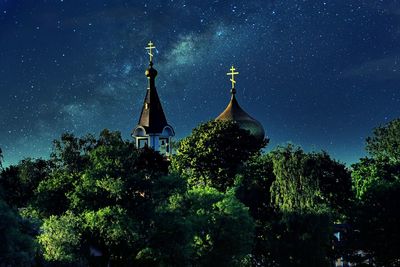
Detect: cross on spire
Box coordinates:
(227, 65, 239, 89)
(145, 41, 156, 62)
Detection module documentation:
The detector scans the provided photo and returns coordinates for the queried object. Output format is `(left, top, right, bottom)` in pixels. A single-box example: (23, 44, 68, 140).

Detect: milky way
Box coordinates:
(1, 0, 399, 165)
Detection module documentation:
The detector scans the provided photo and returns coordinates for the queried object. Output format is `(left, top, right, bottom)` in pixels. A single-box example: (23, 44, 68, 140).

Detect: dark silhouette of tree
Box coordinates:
(0, 198, 36, 266)
(349, 119, 400, 266)
(350, 182, 400, 266)
(0, 158, 49, 209)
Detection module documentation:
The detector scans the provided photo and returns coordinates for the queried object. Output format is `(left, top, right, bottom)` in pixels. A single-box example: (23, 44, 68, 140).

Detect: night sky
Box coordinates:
(1, 0, 399, 166)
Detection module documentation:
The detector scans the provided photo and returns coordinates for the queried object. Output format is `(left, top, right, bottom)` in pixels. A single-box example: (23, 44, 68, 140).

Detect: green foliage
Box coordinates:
(348, 118, 400, 265)
(352, 157, 400, 199)
(83, 206, 141, 260)
(270, 145, 351, 215)
(235, 150, 344, 266)
(352, 120, 400, 199)
(34, 171, 76, 217)
(306, 151, 353, 217)
(270, 145, 319, 211)
(234, 154, 276, 264)
(8, 118, 400, 266)
(0, 158, 49, 208)
(162, 187, 255, 266)
(38, 212, 82, 262)
(50, 132, 96, 173)
(0, 198, 36, 266)
(235, 154, 275, 221)
(36, 130, 172, 264)
(366, 118, 400, 163)
(36, 129, 255, 266)
(171, 120, 266, 191)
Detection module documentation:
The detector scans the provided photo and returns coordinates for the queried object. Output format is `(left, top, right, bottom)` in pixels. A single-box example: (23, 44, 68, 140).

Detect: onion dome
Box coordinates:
(216, 66, 265, 141)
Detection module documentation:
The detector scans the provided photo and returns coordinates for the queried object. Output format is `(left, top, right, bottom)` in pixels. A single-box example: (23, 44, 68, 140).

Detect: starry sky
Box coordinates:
(1, 0, 399, 166)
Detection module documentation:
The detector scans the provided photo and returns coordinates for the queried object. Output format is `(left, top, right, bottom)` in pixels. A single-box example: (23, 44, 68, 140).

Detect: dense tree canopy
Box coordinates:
(348, 119, 400, 266)
(171, 120, 266, 191)
(0, 158, 49, 209)
(36, 130, 175, 265)
(11, 129, 254, 266)
(156, 187, 254, 266)
(270, 145, 352, 216)
(0, 198, 36, 266)
(1, 117, 400, 266)
(349, 181, 400, 266)
(366, 118, 400, 163)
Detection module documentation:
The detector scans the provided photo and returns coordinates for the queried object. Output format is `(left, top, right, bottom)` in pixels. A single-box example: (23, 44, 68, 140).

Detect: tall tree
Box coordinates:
(270, 145, 352, 216)
(171, 120, 266, 191)
(234, 154, 276, 265)
(365, 118, 400, 163)
(349, 118, 400, 265)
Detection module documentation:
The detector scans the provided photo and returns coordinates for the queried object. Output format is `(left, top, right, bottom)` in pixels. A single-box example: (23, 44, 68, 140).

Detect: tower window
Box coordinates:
(159, 138, 169, 154)
(138, 138, 148, 148)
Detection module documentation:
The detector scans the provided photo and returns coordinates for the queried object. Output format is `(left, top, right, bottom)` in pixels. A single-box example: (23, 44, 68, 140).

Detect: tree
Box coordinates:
(352, 157, 399, 199)
(50, 132, 96, 173)
(306, 151, 353, 217)
(0, 198, 36, 266)
(160, 187, 255, 266)
(270, 145, 352, 216)
(349, 181, 400, 266)
(0, 158, 49, 209)
(171, 120, 266, 191)
(234, 154, 276, 265)
(352, 119, 400, 199)
(266, 210, 333, 267)
(270, 145, 318, 212)
(37, 130, 181, 266)
(37, 129, 255, 266)
(365, 118, 400, 163)
(348, 118, 400, 265)
(38, 212, 82, 263)
(235, 147, 347, 266)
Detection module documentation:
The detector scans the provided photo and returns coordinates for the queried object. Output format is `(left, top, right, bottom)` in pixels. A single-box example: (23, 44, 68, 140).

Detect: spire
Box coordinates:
(136, 41, 168, 134)
(216, 65, 265, 141)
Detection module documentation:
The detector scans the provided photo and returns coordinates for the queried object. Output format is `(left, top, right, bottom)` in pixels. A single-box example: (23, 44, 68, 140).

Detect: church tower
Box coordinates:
(132, 41, 175, 156)
(216, 66, 265, 141)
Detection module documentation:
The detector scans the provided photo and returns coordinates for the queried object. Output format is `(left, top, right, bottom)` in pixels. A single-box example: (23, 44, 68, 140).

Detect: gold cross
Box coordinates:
(145, 41, 156, 62)
(227, 65, 239, 88)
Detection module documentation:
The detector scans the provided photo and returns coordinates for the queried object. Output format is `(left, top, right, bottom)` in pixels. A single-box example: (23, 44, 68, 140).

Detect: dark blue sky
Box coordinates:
(1, 0, 399, 166)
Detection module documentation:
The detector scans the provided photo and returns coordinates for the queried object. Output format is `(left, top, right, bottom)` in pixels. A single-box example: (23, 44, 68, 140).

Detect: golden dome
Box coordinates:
(216, 89, 265, 141)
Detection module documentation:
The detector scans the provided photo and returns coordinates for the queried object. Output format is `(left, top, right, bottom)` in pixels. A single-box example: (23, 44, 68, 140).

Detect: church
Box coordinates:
(131, 42, 265, 155)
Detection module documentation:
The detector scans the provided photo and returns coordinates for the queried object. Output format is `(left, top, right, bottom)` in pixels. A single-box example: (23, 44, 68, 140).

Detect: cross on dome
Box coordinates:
(227, 65, 239, 89)
(145, 41, 156, 62)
